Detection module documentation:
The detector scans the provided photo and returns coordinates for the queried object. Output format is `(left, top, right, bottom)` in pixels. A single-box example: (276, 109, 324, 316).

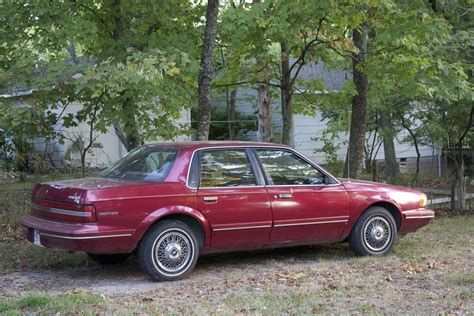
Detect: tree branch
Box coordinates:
(213, 80, 281, 89)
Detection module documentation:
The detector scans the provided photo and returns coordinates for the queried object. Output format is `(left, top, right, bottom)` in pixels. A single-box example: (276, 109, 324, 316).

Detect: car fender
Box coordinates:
(341, 193, 403, 240)
(132, 205, 212, 249)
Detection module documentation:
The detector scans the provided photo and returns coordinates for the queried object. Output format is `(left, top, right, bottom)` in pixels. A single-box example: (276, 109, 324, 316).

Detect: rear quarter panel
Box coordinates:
(84, 182, 208, 252)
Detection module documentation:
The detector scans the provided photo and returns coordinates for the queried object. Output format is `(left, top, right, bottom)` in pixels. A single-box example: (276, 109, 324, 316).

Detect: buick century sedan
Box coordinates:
(21, 141, 434, 281)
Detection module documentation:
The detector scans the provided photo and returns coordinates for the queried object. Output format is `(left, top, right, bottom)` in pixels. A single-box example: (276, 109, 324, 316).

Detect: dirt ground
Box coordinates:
(0, 215, 473, 314)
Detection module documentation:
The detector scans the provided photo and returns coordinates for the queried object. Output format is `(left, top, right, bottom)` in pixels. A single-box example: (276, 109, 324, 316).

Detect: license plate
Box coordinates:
(33, 229, 43, 247)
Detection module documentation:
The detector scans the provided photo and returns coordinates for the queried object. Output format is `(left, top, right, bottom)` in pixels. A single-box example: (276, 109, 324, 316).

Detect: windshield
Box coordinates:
(100, 146, 178, 182)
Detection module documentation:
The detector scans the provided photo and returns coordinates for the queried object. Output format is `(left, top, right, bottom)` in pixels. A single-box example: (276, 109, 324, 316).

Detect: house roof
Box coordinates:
(0, 88, 34, 99)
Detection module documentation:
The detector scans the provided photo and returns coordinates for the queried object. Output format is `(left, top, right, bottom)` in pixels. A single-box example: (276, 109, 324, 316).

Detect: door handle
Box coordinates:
(277, 194, 293, 199)
(203, 196, 218, 202)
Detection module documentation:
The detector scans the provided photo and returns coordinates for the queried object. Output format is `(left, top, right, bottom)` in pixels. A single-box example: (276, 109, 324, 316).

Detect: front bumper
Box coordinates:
(21, 215, 136, 254)
(399, 208, 435, 235)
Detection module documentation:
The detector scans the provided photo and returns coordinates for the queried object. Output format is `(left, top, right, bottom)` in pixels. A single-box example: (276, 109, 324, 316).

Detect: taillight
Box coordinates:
(31, 198, 96, 223)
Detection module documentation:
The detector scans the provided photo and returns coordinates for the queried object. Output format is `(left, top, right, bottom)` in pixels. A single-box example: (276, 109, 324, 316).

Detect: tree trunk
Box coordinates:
(400, 115, 420, 187)
(196, 0, 219, 141)
(413, 137, 421, 188)
(227, 88, 237, 140)
(458, 157, 466, 209)
(280, 40, 293, 147)
(81, 150, 87, 178)
(379, 110, 399, 181)
(257, 83, 272, 142)
(121, 97, 140, 150)
(457, 143, 466, 209)
(343, 25, 369, 179)
(254, 0, 272, 143)
(450, 172, 457, 209)
(449, 145, 465, 210)
(110, 0, 140, 151)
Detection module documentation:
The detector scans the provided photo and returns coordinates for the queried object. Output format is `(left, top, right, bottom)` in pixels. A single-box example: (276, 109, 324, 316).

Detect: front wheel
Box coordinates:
(138, 220, 199, 281)
(349, 206, 397, 256)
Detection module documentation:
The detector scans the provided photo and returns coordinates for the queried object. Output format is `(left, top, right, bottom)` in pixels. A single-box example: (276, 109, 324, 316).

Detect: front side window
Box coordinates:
(256, 149, 326, 185)
(200, 150, 257, 187)
(101, 146, 178, 181)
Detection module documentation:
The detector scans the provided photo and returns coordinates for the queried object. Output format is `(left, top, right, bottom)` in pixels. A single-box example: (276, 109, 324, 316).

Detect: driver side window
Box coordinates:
(256, 149, 326, 185)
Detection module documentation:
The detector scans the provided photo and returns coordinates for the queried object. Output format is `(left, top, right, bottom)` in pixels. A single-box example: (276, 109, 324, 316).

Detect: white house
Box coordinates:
(0, 90, 191, 169)
(229, 62, 443, 176)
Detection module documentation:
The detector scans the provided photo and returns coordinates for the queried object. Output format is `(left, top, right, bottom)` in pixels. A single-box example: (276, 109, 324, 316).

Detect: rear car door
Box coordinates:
(254, 149, 350, 243)
(192, 148, 272, 247)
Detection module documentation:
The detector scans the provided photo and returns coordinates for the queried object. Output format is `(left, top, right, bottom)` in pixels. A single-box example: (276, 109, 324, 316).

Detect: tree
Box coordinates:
(196, 0, 220, 141)
(253, 0, 272, 143)
(1, 0, 201, 156)
(379, 110, 399, 181)
(344, 23, 369, 178)
(217, 0, 358, 146)
(425, 0, 473, 209)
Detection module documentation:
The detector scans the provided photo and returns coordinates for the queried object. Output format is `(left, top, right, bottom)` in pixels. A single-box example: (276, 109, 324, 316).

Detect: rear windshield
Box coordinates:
(100, 146, 178, 182)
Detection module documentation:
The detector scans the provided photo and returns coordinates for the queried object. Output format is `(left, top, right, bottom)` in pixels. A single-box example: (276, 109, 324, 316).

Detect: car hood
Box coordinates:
(338, 178, 423, 195)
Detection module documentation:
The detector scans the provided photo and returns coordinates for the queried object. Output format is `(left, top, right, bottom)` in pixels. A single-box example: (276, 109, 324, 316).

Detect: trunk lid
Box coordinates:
(32, 177, 146, 204)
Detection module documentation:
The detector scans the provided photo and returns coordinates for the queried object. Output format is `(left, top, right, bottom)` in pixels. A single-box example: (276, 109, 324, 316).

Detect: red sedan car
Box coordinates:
(21, 141, 434, 281)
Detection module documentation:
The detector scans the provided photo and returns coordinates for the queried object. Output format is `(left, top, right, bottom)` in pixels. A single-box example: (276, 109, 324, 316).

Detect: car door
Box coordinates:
(193, 148, 272, 247)
(254, 148, 350, 243)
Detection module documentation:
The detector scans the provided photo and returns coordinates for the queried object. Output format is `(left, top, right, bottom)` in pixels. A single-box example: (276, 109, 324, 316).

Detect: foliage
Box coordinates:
(0, 0, 202, 152)
(0, 0, 472, 198)
(208, 106, 257, 141)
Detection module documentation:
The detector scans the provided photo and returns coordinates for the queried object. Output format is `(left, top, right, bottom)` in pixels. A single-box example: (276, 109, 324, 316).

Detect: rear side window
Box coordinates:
(256, 149, 327, 185)
(100, 146, 178, 182)
(200, 150, 257, 187)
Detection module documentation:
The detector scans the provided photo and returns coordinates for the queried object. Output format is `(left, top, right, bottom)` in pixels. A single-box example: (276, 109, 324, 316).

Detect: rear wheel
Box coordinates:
(87, 253, 131, 265)
(138, 220, 199, 281)
(349, 206, 397, 256)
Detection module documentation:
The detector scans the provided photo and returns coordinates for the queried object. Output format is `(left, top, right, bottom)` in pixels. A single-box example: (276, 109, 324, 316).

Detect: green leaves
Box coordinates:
(0, 0, 203, 150)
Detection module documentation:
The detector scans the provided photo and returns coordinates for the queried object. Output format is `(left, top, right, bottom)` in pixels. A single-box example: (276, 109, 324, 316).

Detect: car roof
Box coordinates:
(143, 141, 291, 150)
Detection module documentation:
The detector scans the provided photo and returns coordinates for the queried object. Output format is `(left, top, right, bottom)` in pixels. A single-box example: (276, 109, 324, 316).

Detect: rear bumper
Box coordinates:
(20, 215, 136, 254)
(399, 208, 435, 235)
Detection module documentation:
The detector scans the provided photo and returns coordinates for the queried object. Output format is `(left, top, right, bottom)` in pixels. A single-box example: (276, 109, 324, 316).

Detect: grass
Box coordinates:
(0, 174, 473, 314)
(0, 292, 104, 315)
(0, 243, 90, 272)
(447, 272, 474, 287)
(222, 289, 326, 314)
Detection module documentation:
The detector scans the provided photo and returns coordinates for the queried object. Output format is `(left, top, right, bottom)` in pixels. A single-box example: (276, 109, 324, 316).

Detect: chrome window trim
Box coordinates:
(198, 186, 264, 190)
(40, 232, 132, 240)
(265, 183, 341, 188)
(186, 145, 340, 189)
(32, 203, 92, 217)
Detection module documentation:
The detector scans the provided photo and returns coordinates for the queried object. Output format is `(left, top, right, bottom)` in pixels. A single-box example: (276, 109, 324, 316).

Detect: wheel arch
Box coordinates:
(152, 213, 205, 248)
(365, 201, 402, 230)
(134, 206, 211, 251)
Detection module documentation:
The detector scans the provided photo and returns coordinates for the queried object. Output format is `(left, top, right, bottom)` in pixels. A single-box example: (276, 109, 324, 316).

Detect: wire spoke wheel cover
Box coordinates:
(152, 228, 194, 276)
(363, 216, 391, 252)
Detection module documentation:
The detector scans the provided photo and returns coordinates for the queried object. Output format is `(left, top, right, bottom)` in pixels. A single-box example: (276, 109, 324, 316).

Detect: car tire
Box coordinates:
(349, 206, 397, 256)
(87, 253, 131, 265)
(138, 220, 199, 281)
